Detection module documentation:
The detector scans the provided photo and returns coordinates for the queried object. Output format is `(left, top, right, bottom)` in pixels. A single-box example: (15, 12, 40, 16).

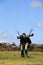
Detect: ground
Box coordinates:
(0, 51, 43, 65)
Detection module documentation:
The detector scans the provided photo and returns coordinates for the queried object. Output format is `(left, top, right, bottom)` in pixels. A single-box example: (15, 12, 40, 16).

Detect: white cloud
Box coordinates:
(0, 31, 14, 39)
(36, 23, 43, 27)
(30, 1, 43, 8)
(11, 13, 16, 17)
(0, 13, 4, 16)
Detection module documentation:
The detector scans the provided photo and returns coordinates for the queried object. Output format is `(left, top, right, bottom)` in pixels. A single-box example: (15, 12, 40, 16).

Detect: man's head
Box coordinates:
(22, 33, 26, 38)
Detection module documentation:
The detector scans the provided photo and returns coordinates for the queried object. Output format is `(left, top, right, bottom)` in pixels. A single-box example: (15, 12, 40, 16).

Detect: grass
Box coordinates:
(0, 51, 43, 65)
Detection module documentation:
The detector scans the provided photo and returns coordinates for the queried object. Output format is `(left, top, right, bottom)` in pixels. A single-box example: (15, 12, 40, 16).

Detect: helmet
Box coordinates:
(22, 33, 26, 35)
(22, 33, 26, 38)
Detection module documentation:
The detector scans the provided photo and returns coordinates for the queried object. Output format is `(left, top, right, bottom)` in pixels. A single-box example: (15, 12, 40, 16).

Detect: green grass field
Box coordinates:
(0, 51, 43, 65)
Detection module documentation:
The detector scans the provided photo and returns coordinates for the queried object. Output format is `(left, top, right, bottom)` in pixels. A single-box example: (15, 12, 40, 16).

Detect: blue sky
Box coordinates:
(0, 0, 43, 45)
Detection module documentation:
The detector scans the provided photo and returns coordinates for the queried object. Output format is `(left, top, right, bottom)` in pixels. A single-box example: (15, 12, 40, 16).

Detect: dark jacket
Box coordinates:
(17, 34, 34, 45)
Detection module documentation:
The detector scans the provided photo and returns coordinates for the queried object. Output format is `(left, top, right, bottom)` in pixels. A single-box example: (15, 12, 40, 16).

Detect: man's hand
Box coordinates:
(31, 34, 34, 36)
(30, 43, 32, 46)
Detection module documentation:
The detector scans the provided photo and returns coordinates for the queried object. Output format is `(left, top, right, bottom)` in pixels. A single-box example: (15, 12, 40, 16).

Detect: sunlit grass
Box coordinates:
(0, 51, 43, 65)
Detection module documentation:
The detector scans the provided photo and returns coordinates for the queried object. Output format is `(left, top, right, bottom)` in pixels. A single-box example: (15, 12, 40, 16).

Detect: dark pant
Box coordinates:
(21, 43, 28, 57)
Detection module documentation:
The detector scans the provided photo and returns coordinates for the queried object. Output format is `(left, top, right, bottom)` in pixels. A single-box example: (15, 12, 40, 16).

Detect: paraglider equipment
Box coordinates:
(17, 29, 34, 57)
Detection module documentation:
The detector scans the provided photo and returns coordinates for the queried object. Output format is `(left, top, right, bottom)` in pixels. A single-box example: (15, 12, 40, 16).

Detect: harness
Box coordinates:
(20, 35, 31, 45)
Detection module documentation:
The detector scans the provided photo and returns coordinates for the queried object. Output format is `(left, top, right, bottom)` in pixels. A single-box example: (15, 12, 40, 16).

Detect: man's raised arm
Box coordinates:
(26, 34, 34, 38)
(17, 36, 20, 39)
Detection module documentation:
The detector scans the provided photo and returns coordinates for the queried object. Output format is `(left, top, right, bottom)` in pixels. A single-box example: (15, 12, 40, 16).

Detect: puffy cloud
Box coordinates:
(0, 31, 14, 39)
(36, 23, 43, 27)
(11, 13, 17, 17)
(30, 1, 43, 8)
(0, 13, 4, 16)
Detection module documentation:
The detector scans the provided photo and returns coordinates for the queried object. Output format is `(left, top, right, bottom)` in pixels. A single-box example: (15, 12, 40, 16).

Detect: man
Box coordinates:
(17, 33, 34, 57)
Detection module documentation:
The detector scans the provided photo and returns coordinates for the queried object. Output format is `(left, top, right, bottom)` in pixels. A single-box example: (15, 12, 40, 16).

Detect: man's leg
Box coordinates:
(25, 43, 28, 57)
(21, 44, 24, 57)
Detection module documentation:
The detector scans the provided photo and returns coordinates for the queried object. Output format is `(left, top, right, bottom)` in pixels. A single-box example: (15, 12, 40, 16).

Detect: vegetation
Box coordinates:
(0, 51, 43, 65)
(0, 42, 43, 51)
(0, 42, 43, 65)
